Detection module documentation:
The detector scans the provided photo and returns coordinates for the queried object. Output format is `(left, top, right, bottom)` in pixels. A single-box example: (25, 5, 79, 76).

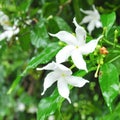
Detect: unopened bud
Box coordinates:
(96, 45, 101, 50)
(100, 47, 108, 55)
(114, 29, 118, 35)
(58, 41, 66, 46)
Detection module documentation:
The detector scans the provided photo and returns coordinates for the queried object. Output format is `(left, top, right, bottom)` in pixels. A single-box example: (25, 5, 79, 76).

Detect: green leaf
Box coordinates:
(42, 2, 59, 17)
(31, 21, 49, 48)
(101, 12, 116, 36)
(0, 41, 7, 58)
(54, 16, 72, 32)
(99, 63, 119, 110)
(26, 42, 61, 70)
(105, 49, 120, 74)
(8, 42, 62, 94)
(37, 89, 63, 120)
(19, 27, 30, 51)
(100, 103, 120, 120)
(16, 0, 33, 12)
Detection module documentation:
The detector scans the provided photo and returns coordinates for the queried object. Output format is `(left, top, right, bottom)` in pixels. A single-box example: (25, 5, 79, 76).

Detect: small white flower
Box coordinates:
(80, 5, 102, 34)
(0, 11, 10, 30)
(49, 18, 103, 71)
(27, 105, 37, 114)
(0, 26, 19, 41)
(16, 102, 25, 112)
(37, 61, 89, 103)
(48, 115, 55, 120)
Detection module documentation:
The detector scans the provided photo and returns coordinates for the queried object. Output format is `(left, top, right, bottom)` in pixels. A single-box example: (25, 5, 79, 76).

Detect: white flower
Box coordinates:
(37, 61, 89, 103)
(0, 26, 19, 41)
(27, 106, 37, 114)
(80, 5, 102, 34)
(0, 11, 10, 30)
(49, 18, 103, 71)
(16, 102, 25, 112)
(48, 115, 55, 120)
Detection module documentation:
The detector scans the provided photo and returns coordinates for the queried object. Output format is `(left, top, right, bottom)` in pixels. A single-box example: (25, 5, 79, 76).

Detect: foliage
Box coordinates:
(0, 0, 120, 120)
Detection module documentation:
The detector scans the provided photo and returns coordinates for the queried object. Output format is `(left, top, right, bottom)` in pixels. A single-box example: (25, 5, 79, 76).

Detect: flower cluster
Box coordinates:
(37, 6, 103, 103)
(0, 11, 19, 41)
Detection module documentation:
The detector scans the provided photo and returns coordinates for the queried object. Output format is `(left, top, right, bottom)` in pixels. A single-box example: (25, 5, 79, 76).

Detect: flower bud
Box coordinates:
(100, 46, 108, 55)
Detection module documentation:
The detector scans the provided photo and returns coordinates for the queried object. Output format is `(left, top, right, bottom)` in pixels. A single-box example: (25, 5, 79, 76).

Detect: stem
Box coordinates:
(70, 64, 75, 70)
(103, 39, 120, 49)
(108, 55, 120, 63)
(94, 64, 101, 78)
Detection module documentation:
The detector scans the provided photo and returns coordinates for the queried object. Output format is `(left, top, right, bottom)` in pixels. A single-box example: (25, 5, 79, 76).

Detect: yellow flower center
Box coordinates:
(75, 46, 79, 49)
(61, 73, 66, 77)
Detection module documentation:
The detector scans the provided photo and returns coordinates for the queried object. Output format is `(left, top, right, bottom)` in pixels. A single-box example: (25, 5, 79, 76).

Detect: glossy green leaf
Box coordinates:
(54, 16, 72, 32)
(101, 12, 116, 36)
(105, 49, 120, 74)
(100, 103, 120, 120)
(26, 42, 61, 69)
(99, 63, 119, 110)
(8, 42, 62, 94)
(42, 2, 59, 17)
(47, 18, 60, 34)
(19, 27, 30, 51)
(37, 89, 63, 120)
(31, 22, 49, 48)
(16, 0, 33, 12)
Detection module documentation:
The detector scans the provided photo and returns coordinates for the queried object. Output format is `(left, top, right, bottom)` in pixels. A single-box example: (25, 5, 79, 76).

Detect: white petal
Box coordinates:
(80, 35, 103, 55)
(66, 76, 89, 87)
(80, 8, 93, 15)
(80, 16, 93, 24)
(73, 18, 86, 45)
(6, 30, 14, 41)
(95, 21, 102, 28)
(71, 50, 87, 72)
(13, 27, 20, 35)
(87, 21, 95, 34)
(36, 61, 56, 71)
(56, 45, 74, 63)
(92, 5, 98, 13)
(49, 31, 77, 45)
(0, 31, 7, 41)
(41, 71, 59, 95)
(57, 63, 72, 75)
(57, 78, 71, 103)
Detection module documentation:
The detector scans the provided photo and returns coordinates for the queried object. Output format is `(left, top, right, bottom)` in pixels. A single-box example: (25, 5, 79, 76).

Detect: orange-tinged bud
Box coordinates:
(100, 47, 108, 55)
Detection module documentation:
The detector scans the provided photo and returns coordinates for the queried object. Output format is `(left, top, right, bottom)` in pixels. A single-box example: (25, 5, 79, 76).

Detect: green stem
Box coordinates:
(70, 64, 75, 70)
(94, 64, 101, 78)
(103, 39, 120, 49)
(108, 55, 120, 63)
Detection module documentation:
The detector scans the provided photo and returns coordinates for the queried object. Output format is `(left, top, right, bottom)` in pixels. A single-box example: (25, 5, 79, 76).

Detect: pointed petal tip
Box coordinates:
(82, 79, 89, 86)
(86, 80, 89, 83)
(80, 8, 87, 14)
(48, 32, 55, 36)
(85, 68, 88, 73)
(72, 17, 75, 23)
(67, 97, 71, 104)
(96, 35, 103, 42)
(41, 91, 45, 96)
(73, 17, 78, 27)
(81, 79, 89, 87)
(79, 66, 88, 73)
(80, 8, 83, 12)
(36, 68, 43, 71)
